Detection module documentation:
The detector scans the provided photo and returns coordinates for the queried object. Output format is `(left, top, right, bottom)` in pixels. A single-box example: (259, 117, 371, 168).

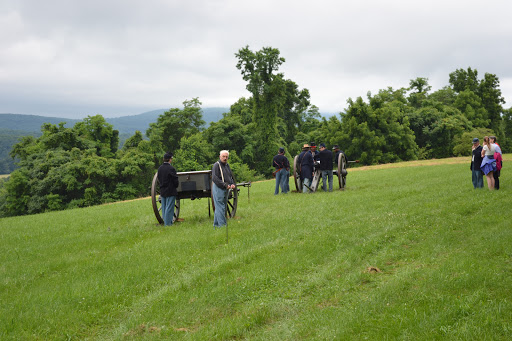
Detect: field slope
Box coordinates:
(1, 156, 511, 340)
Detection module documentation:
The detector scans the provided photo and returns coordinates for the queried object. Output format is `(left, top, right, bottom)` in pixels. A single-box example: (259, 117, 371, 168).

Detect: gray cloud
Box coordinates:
(1, 0, 511, 118)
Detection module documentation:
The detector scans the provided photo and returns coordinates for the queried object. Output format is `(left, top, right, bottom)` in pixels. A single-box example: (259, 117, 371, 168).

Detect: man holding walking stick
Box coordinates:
(212, 150, 235, 228)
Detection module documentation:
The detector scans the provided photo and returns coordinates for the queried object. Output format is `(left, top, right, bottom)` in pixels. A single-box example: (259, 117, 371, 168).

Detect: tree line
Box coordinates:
(1, 46, 510, 217)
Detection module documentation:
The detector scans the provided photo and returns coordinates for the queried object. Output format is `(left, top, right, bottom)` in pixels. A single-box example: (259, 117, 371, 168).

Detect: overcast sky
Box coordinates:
(1, 0, 511, 119)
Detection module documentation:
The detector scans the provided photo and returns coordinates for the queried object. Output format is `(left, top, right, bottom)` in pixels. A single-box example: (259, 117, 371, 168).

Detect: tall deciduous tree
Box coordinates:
(339, 89, 419, 165)
(449, 67, 479, 93)
(279, 80, 311, 144)
(502, 107, 512, 152)
(449, 67, 505, 134)
(204, 113, 249, 161)
(0, 116, 153, 217)
(478, 72, 505, 133)
(173, 133, 214, 172)
(146, 98, 205, 156)
(408, 77, 432, 108)
(235, 46, 286, 175)
(73, 115, 119, 157)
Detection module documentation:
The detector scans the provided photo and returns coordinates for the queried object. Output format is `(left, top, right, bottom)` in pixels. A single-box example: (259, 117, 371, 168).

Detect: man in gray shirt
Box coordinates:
(212, 150, 235, 227)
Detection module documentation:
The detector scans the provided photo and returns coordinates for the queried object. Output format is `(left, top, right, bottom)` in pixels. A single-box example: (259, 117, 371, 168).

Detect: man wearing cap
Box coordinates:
(318, 143, 334, 192)
(470, 138, 484, 189)
(299, 144, 314, 193)
(272, 147, 290, 195)
(332, 145, 345, 166)
(212, 150, 236, 228)
(310, 142, 320, 161)
(157, 152, 179, 225)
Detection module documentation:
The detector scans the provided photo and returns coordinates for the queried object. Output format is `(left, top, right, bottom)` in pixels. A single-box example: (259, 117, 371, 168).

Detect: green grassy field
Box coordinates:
(1, 156, 511, 340)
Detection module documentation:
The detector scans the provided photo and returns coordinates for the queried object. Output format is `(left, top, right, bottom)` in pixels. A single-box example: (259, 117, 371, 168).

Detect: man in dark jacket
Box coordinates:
(310, 142, 320, 161)
(157, 152, 179, 225)
(332, 145, 345, 166)
(272, 147, 290, 195)
(470, 138, 484, 189)
(300, 144, 314, 193)
(212, 150, 235, 227)
(318, 143, 333, 192)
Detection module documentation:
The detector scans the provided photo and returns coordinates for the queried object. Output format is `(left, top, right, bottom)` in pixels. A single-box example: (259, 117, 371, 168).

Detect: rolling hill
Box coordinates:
(1, 158, 510, 339)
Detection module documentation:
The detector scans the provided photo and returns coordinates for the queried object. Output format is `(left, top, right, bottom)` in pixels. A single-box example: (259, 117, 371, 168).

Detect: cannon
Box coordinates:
(292, 152, 355, 192)
(151, 170, 251, 224)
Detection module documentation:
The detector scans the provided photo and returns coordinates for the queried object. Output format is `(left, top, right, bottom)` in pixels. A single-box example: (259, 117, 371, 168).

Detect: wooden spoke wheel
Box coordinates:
(211, 184, 238, 218)
(336, 152, 348, 190)
(293, 154, 303, 192)
(151, 172, 180, 224)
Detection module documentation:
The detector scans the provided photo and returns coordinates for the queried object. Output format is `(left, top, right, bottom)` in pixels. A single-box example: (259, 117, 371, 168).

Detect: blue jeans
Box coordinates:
(212, 183, 228, 227)
(472, 169, 484, 189)
(284, 170, 290, 193)
(302, 177, 312, 193)
(321, 170, 333, 192)
(275, 169, 289, 194)
(161, 196, 176, 226)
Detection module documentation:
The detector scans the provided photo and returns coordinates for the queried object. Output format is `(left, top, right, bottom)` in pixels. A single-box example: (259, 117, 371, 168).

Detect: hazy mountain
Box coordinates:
(0, 108, 230, 174)
(104, 107, 228, 134)
(1, 107, 229, 135)
(0, 114, 80, 133)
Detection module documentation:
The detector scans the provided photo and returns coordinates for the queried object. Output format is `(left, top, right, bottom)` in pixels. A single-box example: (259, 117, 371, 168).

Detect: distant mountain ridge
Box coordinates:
(0, 114, 80, 134)
(0, 107, 229, 134)
(0, 108, 229, 174)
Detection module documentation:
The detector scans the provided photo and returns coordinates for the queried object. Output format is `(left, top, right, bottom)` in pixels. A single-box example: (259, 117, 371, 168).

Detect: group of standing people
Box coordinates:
(470, 136, 503, 190)
(273, 143, 343, 194)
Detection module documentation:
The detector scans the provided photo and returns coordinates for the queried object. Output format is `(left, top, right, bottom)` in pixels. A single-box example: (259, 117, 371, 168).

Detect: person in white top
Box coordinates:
(490, 136, 502, 190)
(480, 136, 496, 190)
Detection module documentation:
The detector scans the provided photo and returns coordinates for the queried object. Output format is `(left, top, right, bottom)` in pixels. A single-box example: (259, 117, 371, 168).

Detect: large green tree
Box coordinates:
(338, 89, 419, 165)
(502, 107, 512, 152)
(278, 80, 311, 144)
(449, 67, 479, 93)
(73, 115, 119, 157)
(478, 72, 506, 133)
(407, 106, 471, 159)
(407, 77, 432, 108)
(235, 46, 287, 175)
(449, 67, 505, 134)
(172, 133, 214, 172)
(146, 98, 205, 157)
(0, 116, 153, 217)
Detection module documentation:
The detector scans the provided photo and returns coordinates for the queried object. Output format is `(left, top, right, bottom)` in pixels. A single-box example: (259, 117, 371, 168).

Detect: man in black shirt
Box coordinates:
(470, 138, 484, 189)
(272, 147, 290, 194)
(318, 143, 333, 192)
(157, 152, 179, 225)
(310, 142, 319, 161)
(300, 144, 314, 193)
(333, 145, 342, 166)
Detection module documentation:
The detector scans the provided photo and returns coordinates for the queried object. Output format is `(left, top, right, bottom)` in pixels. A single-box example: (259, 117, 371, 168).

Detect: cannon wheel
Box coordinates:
(337, 152, 348, 190)
(293, 155, 303, 192)
(211, 184, 238, 218)
(151, 172, 180, 224)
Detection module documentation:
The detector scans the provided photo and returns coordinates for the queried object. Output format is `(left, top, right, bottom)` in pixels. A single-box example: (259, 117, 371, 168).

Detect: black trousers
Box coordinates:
(493, 169, 500, 190)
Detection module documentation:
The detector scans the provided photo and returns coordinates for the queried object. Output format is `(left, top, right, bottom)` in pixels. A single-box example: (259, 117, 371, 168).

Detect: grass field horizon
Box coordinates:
(1, 156, 511, 340)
